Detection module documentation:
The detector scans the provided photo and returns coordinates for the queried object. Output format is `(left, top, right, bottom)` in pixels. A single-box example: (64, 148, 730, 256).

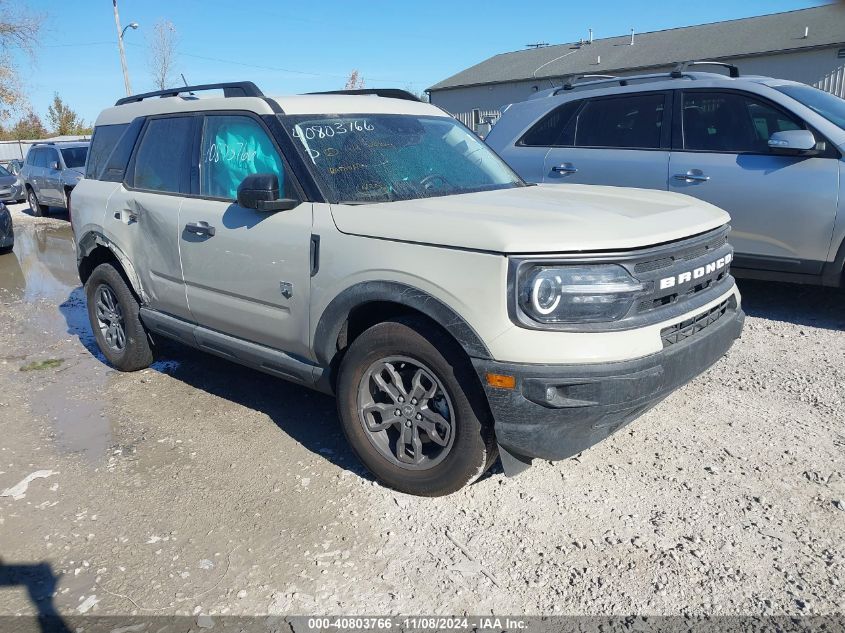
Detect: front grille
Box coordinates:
(629, 227, 733, 317)
(634, 233, 728, 274)
(661, 299, 730, 347)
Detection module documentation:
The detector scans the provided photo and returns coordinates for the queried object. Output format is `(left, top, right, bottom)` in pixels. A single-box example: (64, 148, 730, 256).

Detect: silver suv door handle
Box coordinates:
(185, 221, 216, 237)
(551, 163, 578, 174)
(674, 171, 710, 183)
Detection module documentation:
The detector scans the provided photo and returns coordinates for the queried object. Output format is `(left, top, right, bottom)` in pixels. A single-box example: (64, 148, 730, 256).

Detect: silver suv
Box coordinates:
(72, 81, 744, 496)
(20, 141, 89, 216)
(486, 64, 845, 287)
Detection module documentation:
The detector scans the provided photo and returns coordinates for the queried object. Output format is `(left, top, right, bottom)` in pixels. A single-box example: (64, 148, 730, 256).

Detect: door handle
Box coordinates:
(184, 221, 216, 237)
(674, 171, 710, 183)
(114, 210, 138, 224)
(551, 163, 578, 175)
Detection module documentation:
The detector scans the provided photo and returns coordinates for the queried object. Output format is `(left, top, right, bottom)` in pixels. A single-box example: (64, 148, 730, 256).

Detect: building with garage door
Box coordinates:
(429, 5, 845, 132)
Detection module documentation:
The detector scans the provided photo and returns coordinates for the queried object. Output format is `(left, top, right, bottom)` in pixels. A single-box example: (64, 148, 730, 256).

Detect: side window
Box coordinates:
(44, 148, 60, 169)
(31, 149, 46, 168)
(132, 117, 193, 194)
(682, 92, 803, 153)
(518, 100, 581, 147)
(200, 115, 290, 200)
(575, 94, 666, 149)
(87, 123, 129, 179)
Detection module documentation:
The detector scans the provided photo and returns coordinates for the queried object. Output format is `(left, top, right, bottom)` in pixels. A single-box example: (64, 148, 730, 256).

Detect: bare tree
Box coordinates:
(148, 19, 178, 90)
(344, 70, 365, 90)
(0, 1, 43, 120)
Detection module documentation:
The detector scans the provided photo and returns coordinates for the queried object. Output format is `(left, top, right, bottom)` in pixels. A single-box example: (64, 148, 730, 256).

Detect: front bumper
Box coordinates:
(0, 183, 23, 202)
(473, 301, 745, 467)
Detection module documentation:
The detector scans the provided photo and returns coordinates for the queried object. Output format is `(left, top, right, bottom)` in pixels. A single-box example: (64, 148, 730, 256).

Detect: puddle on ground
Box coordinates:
(1, 220, 115, 463)
(0, 221, 79, 303)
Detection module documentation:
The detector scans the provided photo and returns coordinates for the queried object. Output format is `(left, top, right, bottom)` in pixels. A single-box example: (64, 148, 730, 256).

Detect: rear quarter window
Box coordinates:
(86, 124, 130, 179)
(518, 100, 581, 147)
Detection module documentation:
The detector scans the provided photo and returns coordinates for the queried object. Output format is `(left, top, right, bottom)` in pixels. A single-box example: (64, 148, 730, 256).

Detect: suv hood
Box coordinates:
(330, 184, 730, 254)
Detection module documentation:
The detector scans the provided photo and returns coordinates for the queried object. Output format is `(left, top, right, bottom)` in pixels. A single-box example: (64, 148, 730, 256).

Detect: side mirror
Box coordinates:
(48, 161, 59, 171)
(236, 173, 299, 212)
(768, 130, 817, 154)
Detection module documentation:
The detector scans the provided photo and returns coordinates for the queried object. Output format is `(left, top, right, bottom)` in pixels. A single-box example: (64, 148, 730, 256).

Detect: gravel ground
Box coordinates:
(0, 202, 843, 621)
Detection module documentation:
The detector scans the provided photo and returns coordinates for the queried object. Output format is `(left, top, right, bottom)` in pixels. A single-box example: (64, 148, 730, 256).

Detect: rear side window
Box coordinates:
(682, 92, 803, 153)
(518, 100, 581, 147)
(132, 117, 193, 194)
(87, 124, 128, 179)
(575, 94, 666, 149)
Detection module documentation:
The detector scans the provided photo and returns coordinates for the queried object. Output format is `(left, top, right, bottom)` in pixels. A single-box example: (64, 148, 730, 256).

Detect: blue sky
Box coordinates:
(14, 0, 826, 125)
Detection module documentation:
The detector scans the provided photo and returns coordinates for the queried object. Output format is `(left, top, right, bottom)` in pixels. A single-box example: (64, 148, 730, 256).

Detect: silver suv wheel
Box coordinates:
(94, 285, 126, 352)
(357, 355, 455, 470)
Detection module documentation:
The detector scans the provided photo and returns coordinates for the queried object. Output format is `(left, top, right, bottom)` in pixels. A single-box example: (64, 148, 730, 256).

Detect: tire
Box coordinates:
(0, 245, 12, 255)
(85, 262, 154, 371)
(336, 316, 497, 496)
(27, 187, 45, 217)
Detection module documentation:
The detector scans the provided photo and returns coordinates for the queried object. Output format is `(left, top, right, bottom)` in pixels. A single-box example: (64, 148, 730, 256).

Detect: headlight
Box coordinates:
(518, 264, 645, 324)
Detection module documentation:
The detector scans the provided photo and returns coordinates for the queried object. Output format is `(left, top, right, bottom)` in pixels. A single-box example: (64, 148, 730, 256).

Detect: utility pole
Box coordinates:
(113, 0, 132, 96)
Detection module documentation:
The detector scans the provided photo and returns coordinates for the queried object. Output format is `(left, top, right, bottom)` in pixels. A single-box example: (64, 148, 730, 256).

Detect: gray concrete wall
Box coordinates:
(430, 46, 845, 119)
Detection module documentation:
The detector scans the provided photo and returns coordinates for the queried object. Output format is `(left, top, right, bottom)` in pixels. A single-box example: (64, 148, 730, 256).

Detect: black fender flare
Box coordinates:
(313, 281, 492, 367)
(821, 234, 845, 287)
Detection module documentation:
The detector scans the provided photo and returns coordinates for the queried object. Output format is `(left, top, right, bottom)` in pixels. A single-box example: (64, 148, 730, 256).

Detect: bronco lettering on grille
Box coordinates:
(659, 253, 733, 290)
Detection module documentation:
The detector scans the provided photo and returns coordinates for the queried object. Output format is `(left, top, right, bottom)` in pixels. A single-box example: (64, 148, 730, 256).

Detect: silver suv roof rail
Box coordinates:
(556, 75, 618, 92)
(306, 89, 421, 102)
(549, 61, 741, 97)
(672, 60, 740, 78)
(115, 81, 264, 106)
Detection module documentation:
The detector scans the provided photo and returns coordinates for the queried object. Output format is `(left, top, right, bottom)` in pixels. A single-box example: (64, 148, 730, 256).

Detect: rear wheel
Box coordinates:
(336, 316, 496, 496)
(85, 263, 154, 371)
(27, 188, 45, 217)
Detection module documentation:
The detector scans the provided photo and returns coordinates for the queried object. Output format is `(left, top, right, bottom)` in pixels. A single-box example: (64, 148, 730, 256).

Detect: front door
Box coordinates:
(543, 92, 671, 190)
(178, 113, 313, 359)
(668, 90, 840, 273)
(42, 147, 64, 205)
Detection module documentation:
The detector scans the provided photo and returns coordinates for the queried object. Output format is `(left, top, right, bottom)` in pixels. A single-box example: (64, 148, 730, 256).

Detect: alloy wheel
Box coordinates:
(94, 285, 126, 352)
(357, 356, 455, 470)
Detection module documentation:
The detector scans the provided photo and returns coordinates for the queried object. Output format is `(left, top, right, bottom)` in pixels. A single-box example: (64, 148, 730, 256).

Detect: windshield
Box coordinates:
(61, 146, 88, 169)
(0, 165, 10, 177)
(283, 114, 523, 203)
(775, 84, 845, 130)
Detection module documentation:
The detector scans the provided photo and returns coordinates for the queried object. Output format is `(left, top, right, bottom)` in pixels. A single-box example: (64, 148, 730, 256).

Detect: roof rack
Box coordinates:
(115, 81, 264, 106)
(555, 75, 619, 94)
(672, 61, 739, 78)
(306, 89, 421, 102)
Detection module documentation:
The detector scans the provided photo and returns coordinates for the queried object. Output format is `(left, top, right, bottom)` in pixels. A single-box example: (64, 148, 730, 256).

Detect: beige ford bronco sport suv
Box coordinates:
(73, 82, 744, 496)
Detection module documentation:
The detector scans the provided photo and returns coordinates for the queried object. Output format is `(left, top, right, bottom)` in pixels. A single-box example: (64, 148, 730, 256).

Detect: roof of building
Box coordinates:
(429, 4, 845, 92)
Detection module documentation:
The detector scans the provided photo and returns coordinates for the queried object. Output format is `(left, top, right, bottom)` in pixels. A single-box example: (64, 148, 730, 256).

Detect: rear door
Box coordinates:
(543, 91, 672, 190)
(178, 113, 313, 358)
(668, 89, 840, 273)
(104, 115, 195, 320)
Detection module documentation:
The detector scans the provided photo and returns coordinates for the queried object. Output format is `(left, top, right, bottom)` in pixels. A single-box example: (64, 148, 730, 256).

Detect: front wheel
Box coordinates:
(85, 263, 154, 371)
(336, 317, 496, 496)
(27, 188, 45, 217)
